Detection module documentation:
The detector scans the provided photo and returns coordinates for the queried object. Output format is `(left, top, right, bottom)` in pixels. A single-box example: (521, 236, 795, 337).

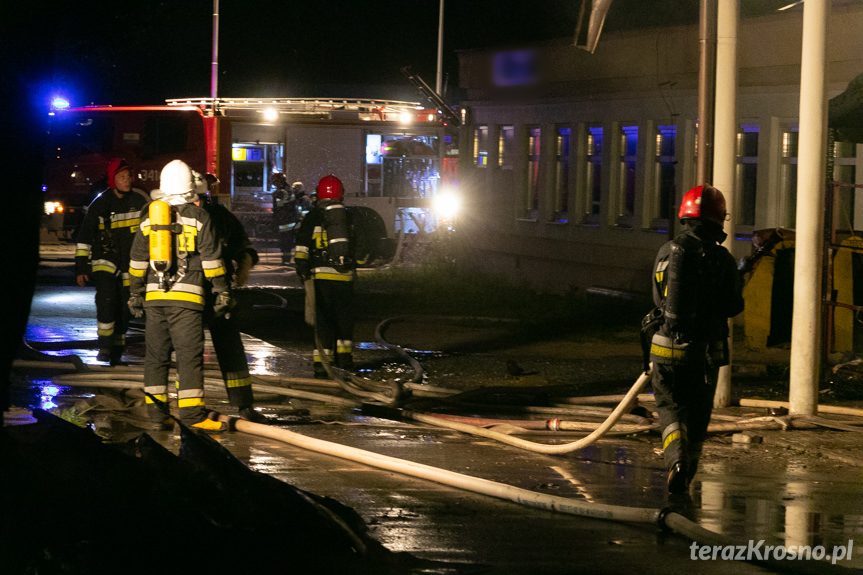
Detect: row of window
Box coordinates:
(471, 121, 861, 232)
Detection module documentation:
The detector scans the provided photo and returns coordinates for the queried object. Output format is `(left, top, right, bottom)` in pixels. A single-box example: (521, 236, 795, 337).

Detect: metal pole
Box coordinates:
(211, 0, 220, 104)
(696, 0, 717, 185)
(789, 1, 830, 416)
(712, 0, 738, 408)
(436, 0, 444, 95)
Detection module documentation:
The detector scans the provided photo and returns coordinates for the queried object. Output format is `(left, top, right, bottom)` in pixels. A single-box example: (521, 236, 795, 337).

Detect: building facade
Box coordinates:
(456, 5, 863, 297)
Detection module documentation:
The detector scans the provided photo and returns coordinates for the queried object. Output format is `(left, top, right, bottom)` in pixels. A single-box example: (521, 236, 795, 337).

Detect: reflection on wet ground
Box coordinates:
(12, 284, 863, 572)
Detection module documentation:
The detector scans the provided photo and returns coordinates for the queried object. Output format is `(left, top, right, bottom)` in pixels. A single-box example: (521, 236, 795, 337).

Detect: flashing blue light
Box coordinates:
(51, 97, 70, 110)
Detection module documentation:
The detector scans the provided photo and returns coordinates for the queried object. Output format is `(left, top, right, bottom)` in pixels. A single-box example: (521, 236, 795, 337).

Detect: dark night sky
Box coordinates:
(2, 0, 810, 121)
(3, 1, 803, 110)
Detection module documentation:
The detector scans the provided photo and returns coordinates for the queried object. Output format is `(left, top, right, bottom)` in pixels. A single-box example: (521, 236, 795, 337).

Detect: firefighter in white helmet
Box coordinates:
(75, 158, 150, 364)
(127, 160, 231, 432)
(646, 184, 744, 496)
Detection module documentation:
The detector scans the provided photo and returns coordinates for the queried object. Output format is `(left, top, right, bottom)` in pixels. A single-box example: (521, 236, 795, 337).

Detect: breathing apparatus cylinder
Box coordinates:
(149, 200, 173, 289)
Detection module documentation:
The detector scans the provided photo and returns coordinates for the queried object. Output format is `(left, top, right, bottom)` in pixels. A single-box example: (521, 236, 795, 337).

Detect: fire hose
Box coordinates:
(221, 412, 852, 574)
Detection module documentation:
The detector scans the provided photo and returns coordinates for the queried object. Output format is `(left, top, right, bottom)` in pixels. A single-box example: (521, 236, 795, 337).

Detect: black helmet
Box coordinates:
(272, 173, 288, 189)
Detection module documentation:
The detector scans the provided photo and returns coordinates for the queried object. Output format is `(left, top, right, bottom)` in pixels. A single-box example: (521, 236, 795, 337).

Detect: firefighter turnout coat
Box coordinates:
(128, 201, 228, 310)
(128, 200, 228, 424)
(75, 187, 150, 352)
(295, 200, 356, 370)
(76, 187, 150, 279)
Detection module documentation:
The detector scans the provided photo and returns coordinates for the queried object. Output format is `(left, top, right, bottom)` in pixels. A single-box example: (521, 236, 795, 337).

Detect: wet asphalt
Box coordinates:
(7, 240, 863, 574)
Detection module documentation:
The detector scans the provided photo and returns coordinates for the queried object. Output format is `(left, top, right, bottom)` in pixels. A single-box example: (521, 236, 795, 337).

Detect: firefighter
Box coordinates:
(648, 184, 744, 494)
(75, 158, 150, 365)
(272, 172, 295, 265)
(193, 174, 268, 423)
(127, 160, 231, 432)
(292, 181, 313, 218)
(295, 174, 355, 377)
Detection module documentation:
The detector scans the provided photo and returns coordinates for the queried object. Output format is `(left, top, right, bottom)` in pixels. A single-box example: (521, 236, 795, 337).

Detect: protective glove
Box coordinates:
(213, 291, 232, 318)
(128, 294, 144, 318)
(235, 252, 253, 287)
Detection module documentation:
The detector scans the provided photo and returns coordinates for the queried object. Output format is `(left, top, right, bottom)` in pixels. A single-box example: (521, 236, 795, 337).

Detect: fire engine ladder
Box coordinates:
(165, 98, 424, 122)
(400, 67, 461, 127)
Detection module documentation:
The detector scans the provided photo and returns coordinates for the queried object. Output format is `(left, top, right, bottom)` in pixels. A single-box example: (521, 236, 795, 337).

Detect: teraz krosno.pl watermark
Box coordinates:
(690, 540, 855, 564)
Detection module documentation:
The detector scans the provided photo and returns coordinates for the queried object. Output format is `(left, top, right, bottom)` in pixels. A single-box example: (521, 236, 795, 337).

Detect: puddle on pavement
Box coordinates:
(19, 285, 863, 570)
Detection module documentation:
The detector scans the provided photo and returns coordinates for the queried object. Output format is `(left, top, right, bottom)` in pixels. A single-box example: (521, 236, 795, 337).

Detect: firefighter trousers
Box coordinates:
(278, 229, 296, 264)
(651, 361, 717, 480)
(143, 306, 207, 425)
(91, 270, 130, 352)
(206, 308, 254, 410)
(313, 279, 355, 373)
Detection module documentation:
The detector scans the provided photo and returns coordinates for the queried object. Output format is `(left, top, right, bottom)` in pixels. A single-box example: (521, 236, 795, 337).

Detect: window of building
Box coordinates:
(736, 124, 759, 227)
(615, 125, 638, 226)
(364, 133, 441, 198)
(474, 125, 489, 167)
(553, 126, 571, 223)
(498, 125, 514, 169)
(653, 125, 677, 227)
(584, 126, 603, 223)
(781, 124, 798, 228)
(521, 127, 541, 220)
(834, 140, 859, 232)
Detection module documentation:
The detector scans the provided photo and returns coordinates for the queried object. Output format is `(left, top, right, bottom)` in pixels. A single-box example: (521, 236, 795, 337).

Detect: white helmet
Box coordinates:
(292, 181, 305, 192)
(156, 160, 200, 205)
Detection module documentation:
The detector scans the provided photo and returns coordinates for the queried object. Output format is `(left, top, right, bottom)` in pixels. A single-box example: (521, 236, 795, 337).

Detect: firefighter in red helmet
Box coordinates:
(646, 184, 744, 496)
(75, 158, 150, 364)
(295, 175, 356, 376)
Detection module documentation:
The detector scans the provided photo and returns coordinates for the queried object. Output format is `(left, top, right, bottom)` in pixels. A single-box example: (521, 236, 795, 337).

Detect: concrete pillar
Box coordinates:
(790, 1, 830, 415)
(713, 0, 738, 408)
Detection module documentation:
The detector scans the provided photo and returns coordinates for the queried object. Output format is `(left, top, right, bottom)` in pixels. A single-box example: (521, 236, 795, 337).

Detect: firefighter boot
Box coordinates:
(109, 346, 126, 366)
(238, 407, 269, 424)
(147, 404, 174, 432)
(667, 462, 689, 495)
(190, 411, 228, 434)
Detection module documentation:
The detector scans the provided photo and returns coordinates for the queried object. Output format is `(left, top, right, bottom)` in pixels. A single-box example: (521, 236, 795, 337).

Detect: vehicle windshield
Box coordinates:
(48, 113, 114, 158)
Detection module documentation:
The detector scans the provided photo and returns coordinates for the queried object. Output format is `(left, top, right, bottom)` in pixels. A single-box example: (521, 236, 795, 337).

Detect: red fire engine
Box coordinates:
(43, 98, 459, 244)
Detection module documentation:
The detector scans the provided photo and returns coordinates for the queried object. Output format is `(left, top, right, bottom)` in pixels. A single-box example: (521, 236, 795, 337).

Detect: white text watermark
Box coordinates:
(690, 540, 854, 565)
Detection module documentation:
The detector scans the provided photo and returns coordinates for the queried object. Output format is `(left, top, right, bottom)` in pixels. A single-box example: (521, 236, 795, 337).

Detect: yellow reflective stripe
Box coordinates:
(144, 394, 168, 404)
(146, 283, 204, 296)
(91, 259, 118, 274)
(203, 266, 226, 278)
(178, 397, 206, 408)
(110, 217, 140, 230)
(663, 430, 681, 450)
(315, 272, 353, 281)
(649, 343, 690, 360)
(226, 377, 252, 389)
(145, 291, 205, 305)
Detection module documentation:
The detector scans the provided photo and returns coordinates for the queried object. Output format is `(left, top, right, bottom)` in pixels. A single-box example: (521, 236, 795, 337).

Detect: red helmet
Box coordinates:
(107, 158, 131, 189)
(678, 185, 727, 226)
(316, 174, 344, 201)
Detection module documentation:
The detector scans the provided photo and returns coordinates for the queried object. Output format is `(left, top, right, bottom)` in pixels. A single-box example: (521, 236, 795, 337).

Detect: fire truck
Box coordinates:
(42, 97, 460, 259)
